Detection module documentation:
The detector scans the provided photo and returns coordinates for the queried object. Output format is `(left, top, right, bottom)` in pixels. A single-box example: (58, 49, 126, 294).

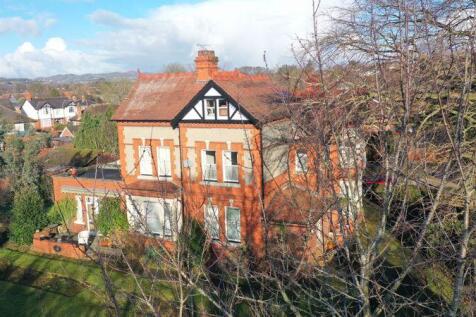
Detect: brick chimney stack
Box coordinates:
(23, 91, 32, 101)
(195, 50, 218, 81)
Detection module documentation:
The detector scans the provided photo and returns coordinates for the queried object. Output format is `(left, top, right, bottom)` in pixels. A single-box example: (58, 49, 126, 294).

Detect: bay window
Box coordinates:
(223, 151, 239, 183)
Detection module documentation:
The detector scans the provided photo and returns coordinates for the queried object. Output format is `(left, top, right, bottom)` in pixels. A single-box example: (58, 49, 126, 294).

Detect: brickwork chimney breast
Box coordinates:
(195, 50, 219, 81)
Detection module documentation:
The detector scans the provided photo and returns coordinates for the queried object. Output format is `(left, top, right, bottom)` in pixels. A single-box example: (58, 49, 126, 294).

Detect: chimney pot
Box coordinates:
(195, 50, 219, 81)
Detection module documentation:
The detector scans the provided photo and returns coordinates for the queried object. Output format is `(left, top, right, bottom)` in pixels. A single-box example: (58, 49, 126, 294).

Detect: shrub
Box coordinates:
(74, 107, 118, 154)
(96, 198, 128, 235)
(9, 187, 47, 245)
(47, 198, 76, 226)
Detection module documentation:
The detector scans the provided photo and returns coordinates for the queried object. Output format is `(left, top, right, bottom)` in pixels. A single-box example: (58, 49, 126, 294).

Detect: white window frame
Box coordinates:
(205, 204, 219, 240)
(139, 145, 153, 176)
(143, 200, 176, 239)
(225, 207, 241, 243)
(69, 106, 75, 113)
(222, 151, 239, 183)
(205, 99, 216, 119)
(217, 99, 228, 119)
(295, 150, 309, 173)
(201, 150, 217, 181)
(85, 196, 99, 224)
(144, 201, 162, 235)
(74, 195, 84, 224)
(157, 147, 172, 178)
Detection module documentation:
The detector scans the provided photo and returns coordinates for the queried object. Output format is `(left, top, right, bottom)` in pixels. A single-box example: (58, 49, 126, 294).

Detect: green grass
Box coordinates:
(41, 144, 99, 169)
(0, 247, 176, 316)
(363, 199, 454, 302)
(0, 280, 106, 317)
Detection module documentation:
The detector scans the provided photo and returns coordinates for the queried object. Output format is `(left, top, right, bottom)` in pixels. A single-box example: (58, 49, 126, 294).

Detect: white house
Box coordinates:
(22, 98, 81, 129)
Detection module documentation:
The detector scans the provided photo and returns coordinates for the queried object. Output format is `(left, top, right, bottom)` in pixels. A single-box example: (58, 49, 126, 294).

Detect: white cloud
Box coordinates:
(0, 17, 39, 36)
(0, 37, 119, 78)
(0, 15, 56, 37)
(86, 0, 341, 71)
(0, 0, 344, 77)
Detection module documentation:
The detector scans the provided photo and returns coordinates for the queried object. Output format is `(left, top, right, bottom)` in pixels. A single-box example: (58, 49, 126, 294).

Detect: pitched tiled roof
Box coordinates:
(0, 105, 33, 124)
(29, 98, 74, 110)
(112, 70, 285, 123)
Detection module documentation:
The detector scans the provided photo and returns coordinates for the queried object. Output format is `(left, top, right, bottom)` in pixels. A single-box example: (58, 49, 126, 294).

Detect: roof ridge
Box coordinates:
(138, 71, 194, 80)
(137, 69, 270, 82)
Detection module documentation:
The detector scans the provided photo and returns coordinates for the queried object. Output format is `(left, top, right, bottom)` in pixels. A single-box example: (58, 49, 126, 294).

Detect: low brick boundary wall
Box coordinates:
(32, 233, 87, 260)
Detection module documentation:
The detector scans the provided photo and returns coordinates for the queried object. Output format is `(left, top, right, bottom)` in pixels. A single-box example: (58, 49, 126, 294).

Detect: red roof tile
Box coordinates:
(112, 69, 283, 123)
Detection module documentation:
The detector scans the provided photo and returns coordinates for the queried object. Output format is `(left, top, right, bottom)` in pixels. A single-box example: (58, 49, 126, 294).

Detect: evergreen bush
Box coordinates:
(9, 187, 47, 245)
(96, 198, 128, 235)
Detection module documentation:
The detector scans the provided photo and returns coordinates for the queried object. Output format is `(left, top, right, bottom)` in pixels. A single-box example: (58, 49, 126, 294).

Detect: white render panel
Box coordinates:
(229, 103, 249, 121)
(22, 101, 38, 120)
(123, 126, 179, 144)
(183, 100, 203, 120)
(204, 87, 221, 97)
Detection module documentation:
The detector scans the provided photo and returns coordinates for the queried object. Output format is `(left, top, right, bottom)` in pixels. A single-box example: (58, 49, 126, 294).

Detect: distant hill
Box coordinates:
(33, 71, 137, 84)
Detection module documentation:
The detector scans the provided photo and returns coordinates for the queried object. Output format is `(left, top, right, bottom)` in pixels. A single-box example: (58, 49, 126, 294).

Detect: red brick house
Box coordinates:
(51, 50, 363, 261)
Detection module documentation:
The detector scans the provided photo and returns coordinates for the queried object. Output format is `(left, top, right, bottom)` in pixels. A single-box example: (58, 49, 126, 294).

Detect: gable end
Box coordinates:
(172, 80, 258, 128)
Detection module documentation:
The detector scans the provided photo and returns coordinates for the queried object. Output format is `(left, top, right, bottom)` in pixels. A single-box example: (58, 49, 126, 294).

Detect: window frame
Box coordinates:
(295, 149, 309, 173)
(217, 99, 228, 119)
(157, 146, 172, 178)
(74, 195, 84, 224)
(204, 204, 220, 240)
(144, 201, 162, 236)
(85, 196, 99, 224)
(222, 151, 239, 183)
(201, 149, 217, 181)
(205, 99, 216, 119)
(225, 207, 241, 243)
(143, 200, 176, 238)
(163, 201, 173, 237)
(139, 145, 153, 176)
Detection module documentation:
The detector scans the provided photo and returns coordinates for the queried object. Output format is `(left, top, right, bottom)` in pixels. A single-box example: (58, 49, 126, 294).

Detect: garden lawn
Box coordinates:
(0, 280, 105, 317)
(0, 248, 175, 316)
(362, 199, 454, 302)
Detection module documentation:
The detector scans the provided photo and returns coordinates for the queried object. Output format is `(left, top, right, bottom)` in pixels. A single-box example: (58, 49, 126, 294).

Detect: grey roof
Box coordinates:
(29, 98, 75, 110)
(0, 104, 33, 124)
(0, 98, 19, 111)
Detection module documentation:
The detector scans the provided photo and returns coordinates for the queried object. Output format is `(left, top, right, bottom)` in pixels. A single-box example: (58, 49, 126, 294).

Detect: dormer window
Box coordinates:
(69, 106, 75, 113)
(205, 99, 216, 119)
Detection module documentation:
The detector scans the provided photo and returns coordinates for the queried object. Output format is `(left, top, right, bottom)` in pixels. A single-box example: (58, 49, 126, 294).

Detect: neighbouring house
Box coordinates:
(51, 50, 364, 262)
(21, 93, 93, 130)
(59, 124, 79, 138)
(0, 99, 35, 135)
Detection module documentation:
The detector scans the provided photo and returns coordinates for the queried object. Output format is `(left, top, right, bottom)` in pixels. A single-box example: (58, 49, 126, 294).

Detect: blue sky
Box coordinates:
(0, 0, 338, 78)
